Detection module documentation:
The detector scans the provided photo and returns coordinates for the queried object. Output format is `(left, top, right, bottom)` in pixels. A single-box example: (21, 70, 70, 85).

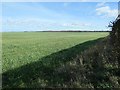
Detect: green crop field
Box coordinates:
(2, 32, 109, 88)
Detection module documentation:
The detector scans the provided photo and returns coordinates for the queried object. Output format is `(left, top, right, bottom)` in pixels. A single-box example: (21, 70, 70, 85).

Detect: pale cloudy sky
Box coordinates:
(1, 1, 119, 32)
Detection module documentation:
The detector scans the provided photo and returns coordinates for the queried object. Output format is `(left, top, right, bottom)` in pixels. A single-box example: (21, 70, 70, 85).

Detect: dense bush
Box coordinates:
(109, 15, 120, 65)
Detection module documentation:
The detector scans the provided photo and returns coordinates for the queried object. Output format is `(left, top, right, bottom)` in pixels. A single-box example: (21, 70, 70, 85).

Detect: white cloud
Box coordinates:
(3, 17, 93, 31)
(96, 6, 118, 18)
(96, 2, 106, 7)
(62, 23, 91, 27)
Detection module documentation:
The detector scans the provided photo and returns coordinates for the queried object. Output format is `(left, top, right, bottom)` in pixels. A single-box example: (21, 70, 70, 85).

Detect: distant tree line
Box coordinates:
(35, 30, 110, 32)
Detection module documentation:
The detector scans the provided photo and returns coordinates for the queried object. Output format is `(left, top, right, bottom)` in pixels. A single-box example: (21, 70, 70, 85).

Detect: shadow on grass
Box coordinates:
(2, 38, 104, 88)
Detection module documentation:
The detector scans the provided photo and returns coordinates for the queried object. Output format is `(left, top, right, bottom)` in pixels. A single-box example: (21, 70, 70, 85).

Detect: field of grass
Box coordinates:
(2, 32, 109, 88)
